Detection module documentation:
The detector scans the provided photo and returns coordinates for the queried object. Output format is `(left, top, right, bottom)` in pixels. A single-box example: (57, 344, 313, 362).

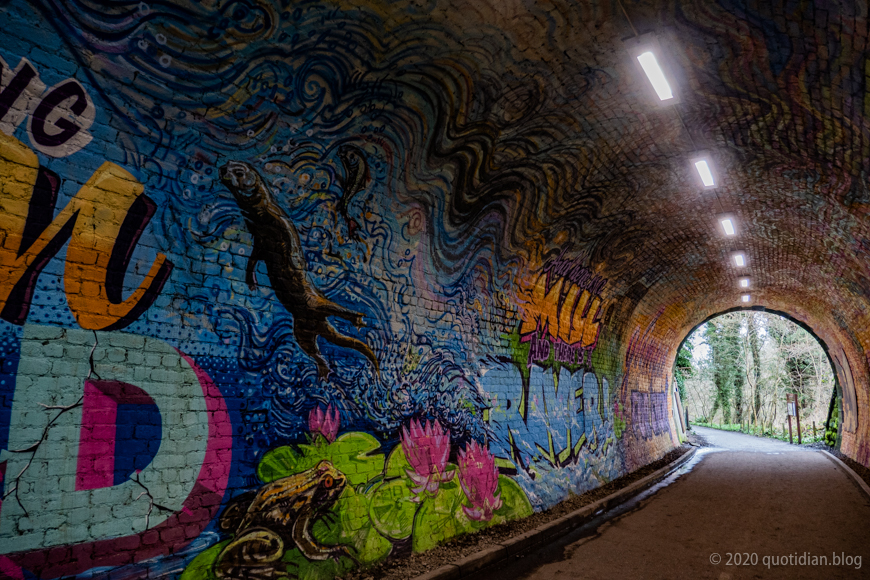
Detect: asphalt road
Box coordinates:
(486, 426, 870, 580)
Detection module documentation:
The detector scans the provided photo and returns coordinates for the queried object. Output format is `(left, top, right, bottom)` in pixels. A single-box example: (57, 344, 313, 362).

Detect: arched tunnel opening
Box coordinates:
(0, 0, 869, 578)
(677, 308, 840, 445)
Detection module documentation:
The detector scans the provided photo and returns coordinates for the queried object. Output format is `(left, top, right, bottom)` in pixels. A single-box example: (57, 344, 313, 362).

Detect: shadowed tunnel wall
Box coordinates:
(0, 0, 866, 578)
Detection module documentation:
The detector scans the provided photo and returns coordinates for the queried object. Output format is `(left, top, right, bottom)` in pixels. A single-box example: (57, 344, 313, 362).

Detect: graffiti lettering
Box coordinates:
(520, 273, 603, 348)
(623, 320, 669, 379)
(651, 392, 668, 436)
(541, 246, 607, 297)
(0, 58, 40, 133)
(616, 311, 673, 447)
(524, 330, 592, 368)
(630, 390, 669, 440)
(0, 57, 94, 157)
(0, 133, 173, 330)
(510, 258, 608, 422)
(0, 325, 231, 577)
(526, 329, 551, 363)
(630, 391, 650, 439)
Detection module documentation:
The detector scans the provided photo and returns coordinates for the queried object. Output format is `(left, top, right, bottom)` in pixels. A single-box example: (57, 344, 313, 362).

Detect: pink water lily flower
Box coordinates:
(458, 440, 503, 521)
(402, 418, 454, 500)
(308, 404, 340, 443)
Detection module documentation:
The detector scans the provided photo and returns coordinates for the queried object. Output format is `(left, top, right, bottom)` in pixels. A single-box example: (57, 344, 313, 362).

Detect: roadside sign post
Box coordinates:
(795, 397, 802, 444)
(786, 394, 795, 444)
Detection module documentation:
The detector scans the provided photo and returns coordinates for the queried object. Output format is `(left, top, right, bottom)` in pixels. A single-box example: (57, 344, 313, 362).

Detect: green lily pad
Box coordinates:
(179, 540, 228, 580)
(493, 475, 533, 520)
(258, 446, 307, 483)
(312, 486, 392, 565)
(257, 432, 385, 486)
(384, 443, 412, 478)
(279, 547, 355, 580)
(411, 485, 474, 553)
(329, 432, 384, 486)
(410, 472, 535, 553)
(369, 477, 418, 539)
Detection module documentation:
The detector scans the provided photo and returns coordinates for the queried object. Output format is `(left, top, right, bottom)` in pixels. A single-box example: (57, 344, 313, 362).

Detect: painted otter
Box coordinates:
(219, 160, 379, 379)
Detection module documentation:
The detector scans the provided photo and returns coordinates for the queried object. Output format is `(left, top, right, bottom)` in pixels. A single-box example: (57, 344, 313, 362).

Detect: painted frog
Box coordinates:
(214, 460, 351, 579)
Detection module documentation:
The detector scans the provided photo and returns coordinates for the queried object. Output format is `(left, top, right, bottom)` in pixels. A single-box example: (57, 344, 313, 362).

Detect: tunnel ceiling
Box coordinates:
(361, 0, 870, 375)
(544, 0, 870, 344)
(446, 0, 870, 331)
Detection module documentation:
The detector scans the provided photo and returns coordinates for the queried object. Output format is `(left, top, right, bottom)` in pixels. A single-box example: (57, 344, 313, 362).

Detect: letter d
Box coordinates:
(0, 325, 231, 577)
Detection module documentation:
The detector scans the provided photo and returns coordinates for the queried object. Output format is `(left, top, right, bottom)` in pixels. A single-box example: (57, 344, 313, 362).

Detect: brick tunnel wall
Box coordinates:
(1, 0, 867, 577)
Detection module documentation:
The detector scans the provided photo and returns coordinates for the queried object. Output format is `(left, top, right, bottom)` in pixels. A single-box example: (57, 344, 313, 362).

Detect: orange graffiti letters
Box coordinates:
(0, 132, 172, 329)
(520, 274, 603, 348)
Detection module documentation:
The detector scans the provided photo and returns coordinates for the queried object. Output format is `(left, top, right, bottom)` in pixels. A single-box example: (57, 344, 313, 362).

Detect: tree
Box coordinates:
(674, 341, 694, 401)
(704, 313, 745, 424)
(744, 312, 762, 426)
(766, 315, 833, 425)
(685, 312, 834, 437)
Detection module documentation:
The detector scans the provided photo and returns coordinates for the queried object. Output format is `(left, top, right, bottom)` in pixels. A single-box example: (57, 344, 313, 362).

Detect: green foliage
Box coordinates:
(412, 475, 533, 553)
(704, 315, 745, 423)
(674, 341, 694, 400)
(185, 433, 535, 580)
(688, 312, 834, 432)
(258, 432, 385, 486)
(824, 396, 840, 446)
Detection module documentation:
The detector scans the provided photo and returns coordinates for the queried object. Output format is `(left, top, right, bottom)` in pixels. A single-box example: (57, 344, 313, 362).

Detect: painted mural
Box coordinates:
(0, 1, 679, 578)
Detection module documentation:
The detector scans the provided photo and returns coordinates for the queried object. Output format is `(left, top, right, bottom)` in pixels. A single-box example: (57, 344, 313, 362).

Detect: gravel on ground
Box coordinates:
(686, 429, 710, 447)
(340, 443, 691, 580)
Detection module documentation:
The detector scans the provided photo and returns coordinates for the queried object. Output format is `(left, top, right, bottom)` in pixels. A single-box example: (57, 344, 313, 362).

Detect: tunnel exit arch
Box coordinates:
(671, 306, 850, 448)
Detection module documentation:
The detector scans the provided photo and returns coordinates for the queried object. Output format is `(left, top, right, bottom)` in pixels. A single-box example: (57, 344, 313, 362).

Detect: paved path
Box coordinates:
(693, 425, 811, 453)
(488, 426, 870, 580)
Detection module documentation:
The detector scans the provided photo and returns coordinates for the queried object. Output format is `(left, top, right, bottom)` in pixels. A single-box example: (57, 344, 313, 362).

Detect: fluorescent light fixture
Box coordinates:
(739, 278, 750, 288)
(637, 52, 674, 101)
(741, 294, 751, 303)
(720, 218, 735, 236)
(625, 34, 680, 106)
(733, 253, 746, 267)
(695, 160, 715, 187)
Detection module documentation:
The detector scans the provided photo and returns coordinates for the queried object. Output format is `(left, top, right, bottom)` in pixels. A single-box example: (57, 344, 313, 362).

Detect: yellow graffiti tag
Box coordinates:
(0, 132, 171, 330)
(519, 274, 602, 347)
